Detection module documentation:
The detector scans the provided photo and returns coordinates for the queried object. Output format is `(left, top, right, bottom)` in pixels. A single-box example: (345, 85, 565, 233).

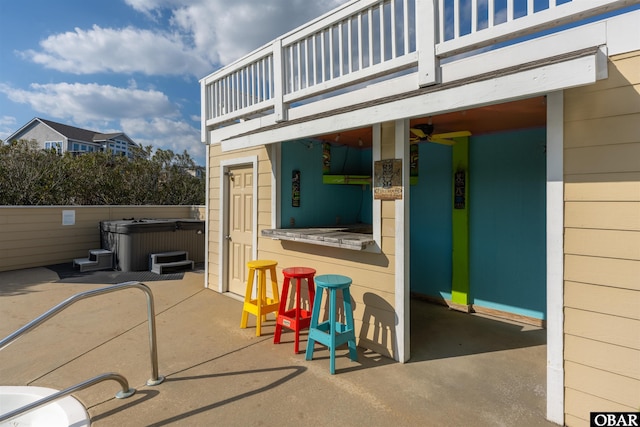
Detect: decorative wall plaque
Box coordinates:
(374, 159, 403, 200)
(454, 170, 466, 209)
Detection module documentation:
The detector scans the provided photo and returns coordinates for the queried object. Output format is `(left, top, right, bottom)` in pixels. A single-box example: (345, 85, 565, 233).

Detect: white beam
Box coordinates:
(546, 91, 564, 426)
(395, 119, 410, 363)
(221, 52, 601, 151)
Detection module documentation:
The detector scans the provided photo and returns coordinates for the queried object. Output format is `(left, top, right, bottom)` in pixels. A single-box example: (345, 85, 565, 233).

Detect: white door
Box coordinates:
(226, 165, 254, 296)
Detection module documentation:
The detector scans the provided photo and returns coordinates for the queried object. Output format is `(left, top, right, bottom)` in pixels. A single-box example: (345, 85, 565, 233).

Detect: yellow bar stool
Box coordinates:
(240, 260, 280, 336)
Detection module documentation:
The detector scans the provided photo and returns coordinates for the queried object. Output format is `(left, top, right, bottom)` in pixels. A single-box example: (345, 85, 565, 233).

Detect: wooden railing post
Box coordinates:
(416, 0, 438, 87)
(272, 38, 287, 122)
(200, 79, 208, 144)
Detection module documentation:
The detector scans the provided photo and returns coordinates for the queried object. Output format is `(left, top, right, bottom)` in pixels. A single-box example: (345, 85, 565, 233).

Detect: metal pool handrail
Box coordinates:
(0, 281, 165, 386)
(0, 372, 135, 424)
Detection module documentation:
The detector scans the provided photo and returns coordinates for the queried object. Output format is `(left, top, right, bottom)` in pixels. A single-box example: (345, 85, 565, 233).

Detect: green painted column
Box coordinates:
(451, 137, 470, 307)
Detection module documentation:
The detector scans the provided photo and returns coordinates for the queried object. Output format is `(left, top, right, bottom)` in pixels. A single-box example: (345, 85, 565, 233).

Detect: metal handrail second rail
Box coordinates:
(0, 281, 165, 386)
(0, 372, 135, 424)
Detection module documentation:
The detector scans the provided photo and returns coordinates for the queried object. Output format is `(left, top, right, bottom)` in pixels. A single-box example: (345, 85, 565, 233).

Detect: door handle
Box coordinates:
(224, 235, 231, 240)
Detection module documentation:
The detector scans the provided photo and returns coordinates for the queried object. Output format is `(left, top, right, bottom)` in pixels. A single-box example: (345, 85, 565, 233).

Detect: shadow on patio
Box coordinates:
(0, 266, 554, 427)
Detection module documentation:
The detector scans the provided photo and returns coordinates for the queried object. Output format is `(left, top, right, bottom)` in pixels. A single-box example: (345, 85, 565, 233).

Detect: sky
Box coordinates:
(0, 0, 348, 166)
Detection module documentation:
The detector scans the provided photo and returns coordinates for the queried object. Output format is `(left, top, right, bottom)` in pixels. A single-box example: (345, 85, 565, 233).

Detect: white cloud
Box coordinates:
(0, 115, 17, 142)
(21, 24, 211, 77)
(122, 0, 347, 67)
(0, 82, 176, 123)
(0, 115, 16, 127)
(18, 1, 348, 79)
(121, 116, 204, 164)
(0, 82, 204, 164)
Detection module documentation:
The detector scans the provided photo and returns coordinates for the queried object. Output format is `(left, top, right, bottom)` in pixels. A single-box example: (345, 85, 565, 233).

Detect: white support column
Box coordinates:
(395, 119, 410, 363)
(372, 124, 382, 246)
(204, 143, 210, 289)
(200, 80, 207, 144)
(271, 143, 281, 229)
(272, 38, 287, 122)
(546, 90, 564, 425)
(416, 0, 437, 86)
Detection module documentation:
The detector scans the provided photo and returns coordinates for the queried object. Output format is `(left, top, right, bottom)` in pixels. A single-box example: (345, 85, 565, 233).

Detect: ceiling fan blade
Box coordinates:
(432, 131, 471, 139)
(410, 128, 428, 139)
(429, 137, 456, 146)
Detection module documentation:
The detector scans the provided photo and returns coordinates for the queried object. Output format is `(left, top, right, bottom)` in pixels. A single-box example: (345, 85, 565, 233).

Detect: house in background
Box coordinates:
(200, 0, 639, 425)
(5, 117, 139, 157)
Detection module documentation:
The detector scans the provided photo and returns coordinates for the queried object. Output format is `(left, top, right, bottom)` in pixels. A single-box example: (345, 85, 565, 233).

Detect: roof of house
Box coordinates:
(38, 118, 99, 143)
(5, 117, 135, 146)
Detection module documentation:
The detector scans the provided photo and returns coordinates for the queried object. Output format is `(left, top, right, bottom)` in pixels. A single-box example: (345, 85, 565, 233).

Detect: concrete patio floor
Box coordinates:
(0, 267, 555, 426)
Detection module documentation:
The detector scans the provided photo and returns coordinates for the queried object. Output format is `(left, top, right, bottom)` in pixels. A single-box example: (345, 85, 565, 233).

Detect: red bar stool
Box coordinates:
(240, 260, 280, 337)
(273, 267, 316, 353)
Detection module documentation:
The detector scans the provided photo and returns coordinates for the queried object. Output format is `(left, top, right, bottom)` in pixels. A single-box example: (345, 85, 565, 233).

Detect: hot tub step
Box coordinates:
(73, 249, 113, 272)
(150, 251, 194, 274)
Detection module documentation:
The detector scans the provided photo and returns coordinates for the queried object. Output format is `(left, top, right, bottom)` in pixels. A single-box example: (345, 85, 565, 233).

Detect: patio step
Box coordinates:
(150, 251, 194, 274)
(73, 249, 113, 272)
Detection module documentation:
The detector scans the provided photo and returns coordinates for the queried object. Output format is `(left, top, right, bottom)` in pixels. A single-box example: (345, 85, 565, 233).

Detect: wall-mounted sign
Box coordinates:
(410, 144, 419, 177)
(454, 170, 466, 209)
(374, 159, 403, 200)
(292, 169, 301, 207)
(322, 142, 331, 174)
(62, 210, 75, 226)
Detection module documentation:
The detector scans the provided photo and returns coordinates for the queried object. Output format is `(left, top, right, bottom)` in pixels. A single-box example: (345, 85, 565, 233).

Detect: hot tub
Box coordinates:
(101, 218, 205, 272)
(0, 386, 89, 427)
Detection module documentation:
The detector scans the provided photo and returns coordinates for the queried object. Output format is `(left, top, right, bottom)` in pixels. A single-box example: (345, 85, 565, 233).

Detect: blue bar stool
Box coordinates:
(305, 274, 358, 374)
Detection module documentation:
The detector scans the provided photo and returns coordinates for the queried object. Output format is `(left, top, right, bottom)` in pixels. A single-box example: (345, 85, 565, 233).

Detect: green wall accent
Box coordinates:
(451, 137, 469, 305)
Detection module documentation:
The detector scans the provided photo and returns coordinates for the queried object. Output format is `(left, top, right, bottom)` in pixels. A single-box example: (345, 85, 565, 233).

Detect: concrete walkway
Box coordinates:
(0, 267, 555, 426)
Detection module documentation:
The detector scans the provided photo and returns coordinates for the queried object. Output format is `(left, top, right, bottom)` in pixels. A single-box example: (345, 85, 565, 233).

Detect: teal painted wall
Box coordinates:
(280, 140, 372, 228)
(469, 128, 546, 319)
(409, 143, 453, 300)
(410, 128, 547, 319)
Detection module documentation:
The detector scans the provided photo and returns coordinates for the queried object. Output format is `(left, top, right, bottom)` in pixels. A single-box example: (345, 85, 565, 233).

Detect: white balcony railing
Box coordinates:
(201, 0, 634, 136)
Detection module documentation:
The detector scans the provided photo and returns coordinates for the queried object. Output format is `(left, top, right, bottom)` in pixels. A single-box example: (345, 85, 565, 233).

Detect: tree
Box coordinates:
(0, 140, 205, 205)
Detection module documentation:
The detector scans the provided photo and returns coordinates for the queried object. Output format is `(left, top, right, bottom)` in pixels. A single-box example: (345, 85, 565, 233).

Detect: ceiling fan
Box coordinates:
(410, 123, 471, 145)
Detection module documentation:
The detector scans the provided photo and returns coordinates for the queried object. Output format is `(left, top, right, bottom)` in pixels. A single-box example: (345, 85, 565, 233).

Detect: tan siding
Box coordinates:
(381, 217, 395, 237)
(564, 113, 640, 148)
(565, 281, 640, 320)
(564, 52, 640, 423)
(565, 388, 637, 427)
(565, 361, 640, 410)
(565, 335, 640, 380)
(565, 308, 640, 349)
(565, 143, 640, 175)
(257, 171, 271, 187)
(565, 255, 640, 291)
(564, 228, 640, 259)
(257, 212, 271, 228)
(564, 84, 640, 122)
(381, 199, 395, 217)
(380, 236, 395, 254)
(565, 201, 640, 230)
(565, 173, 640, 201)
(566, 52, 640, 95)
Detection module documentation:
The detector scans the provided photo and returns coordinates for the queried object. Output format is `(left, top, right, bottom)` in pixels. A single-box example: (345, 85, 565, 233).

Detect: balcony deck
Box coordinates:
(200, 0, 636, 150)
(0, 266, 552, 426)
